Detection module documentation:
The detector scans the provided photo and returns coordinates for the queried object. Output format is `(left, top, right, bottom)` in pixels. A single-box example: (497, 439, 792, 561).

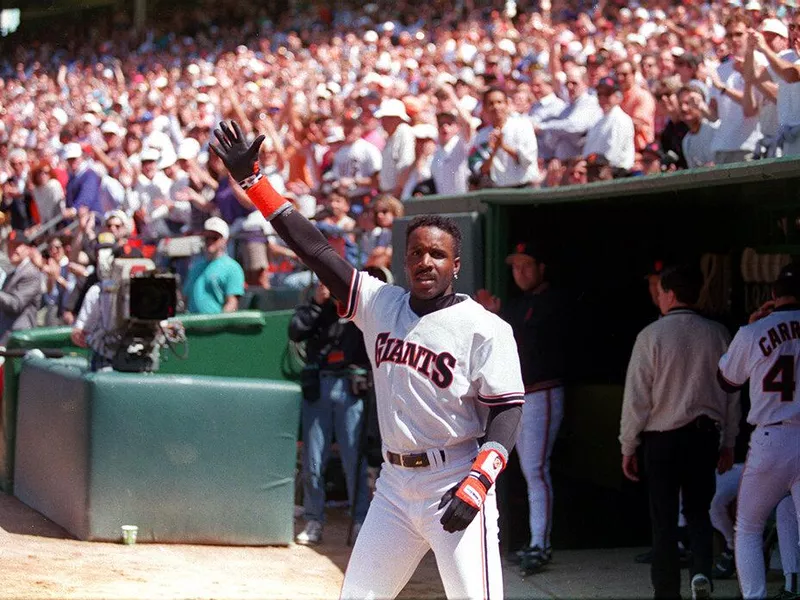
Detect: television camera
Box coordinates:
(98, 257, 186, 373)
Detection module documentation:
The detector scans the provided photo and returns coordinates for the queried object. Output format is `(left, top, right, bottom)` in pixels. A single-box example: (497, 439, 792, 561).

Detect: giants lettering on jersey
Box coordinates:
(758, 319, 800, 357)
(375, 332, 457, 389)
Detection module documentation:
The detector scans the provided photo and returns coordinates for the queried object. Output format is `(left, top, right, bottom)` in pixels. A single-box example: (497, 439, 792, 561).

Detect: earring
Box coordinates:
(454, 273, 459, 280)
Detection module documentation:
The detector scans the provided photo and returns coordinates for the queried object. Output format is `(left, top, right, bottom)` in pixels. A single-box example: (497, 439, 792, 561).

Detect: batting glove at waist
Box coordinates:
(438, 444, 507, 533)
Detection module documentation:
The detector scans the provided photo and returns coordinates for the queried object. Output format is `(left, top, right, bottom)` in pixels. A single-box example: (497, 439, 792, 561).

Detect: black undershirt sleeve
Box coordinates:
(717, 369, 745, 393)
(484, 403, 523, 455)
(271, 208, 355, 304)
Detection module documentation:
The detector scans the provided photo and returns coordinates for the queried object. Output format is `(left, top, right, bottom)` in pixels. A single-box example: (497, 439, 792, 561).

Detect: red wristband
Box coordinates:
(454, 448, 507, 510)
(245, 177, 290, 219)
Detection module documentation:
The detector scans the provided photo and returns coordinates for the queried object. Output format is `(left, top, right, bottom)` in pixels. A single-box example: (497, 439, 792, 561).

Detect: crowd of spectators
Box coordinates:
(0, 0, 799, 331)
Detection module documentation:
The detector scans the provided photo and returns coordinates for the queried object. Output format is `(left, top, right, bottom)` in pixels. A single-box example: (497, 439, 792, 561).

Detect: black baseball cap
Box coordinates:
(777, 262, 800, 284)
(641, 142, 666, 161)
(7, 230, 34, 246)
(505, 241, 548, 264)
(645, 259, 666, 277)
(596, 76, 620, 94)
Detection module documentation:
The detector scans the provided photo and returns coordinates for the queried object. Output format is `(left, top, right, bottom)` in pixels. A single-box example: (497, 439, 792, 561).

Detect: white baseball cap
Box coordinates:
(412, 123, 438, 140)
(177, 138, 201, 161)
(158, 149, 177, 170)
(139, 147, 160, 163)
(63, 142, 82, 160)
(324, 126, 346, 145)
(100, 121, 124, 137)
(374, 98, 410, 122)
(762, 18, 789, 38)
(745, 0, 762, 10)
(204, 216, 229, 239)
(81, 113, 99, 127)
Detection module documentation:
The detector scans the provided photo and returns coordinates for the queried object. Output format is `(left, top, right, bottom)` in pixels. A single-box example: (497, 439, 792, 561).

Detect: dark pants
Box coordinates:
(642, 416, 720, 599)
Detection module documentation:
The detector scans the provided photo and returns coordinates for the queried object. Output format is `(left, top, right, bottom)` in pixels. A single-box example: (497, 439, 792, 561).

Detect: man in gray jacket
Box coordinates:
(0, 231, 43, 345)
(620, 264, 740, 600)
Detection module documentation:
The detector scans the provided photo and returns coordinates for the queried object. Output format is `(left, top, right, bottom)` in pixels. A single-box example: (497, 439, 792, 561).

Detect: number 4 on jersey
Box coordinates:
(763, 355, 796, 403)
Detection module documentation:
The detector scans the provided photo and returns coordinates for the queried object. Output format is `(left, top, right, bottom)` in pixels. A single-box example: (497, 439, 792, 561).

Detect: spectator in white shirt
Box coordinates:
(679, 85, 720, 169)
(708, 14, 765, 164)
(583, 77, 635, 171)
(400, 124, 437, 200)
(472, 87, 539, 188)
(329, 116, 382, 204)
(739, 19, 791, 157)
(536, 66, 603, 161)
(127, 148, 172, 240)
(374, 99, 415, 197)
(529, 70, 568, 160)
(748, 15, 800, 157)
(431, 84, 476, 197)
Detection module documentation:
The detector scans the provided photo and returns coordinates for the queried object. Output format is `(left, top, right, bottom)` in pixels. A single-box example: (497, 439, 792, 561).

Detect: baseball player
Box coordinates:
(211, 121, 525, 599)
(717, 262, 800, 599)
(476, 241, 568, 574)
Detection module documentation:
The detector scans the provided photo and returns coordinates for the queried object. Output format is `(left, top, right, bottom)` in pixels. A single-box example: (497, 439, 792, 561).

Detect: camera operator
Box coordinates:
(289, 280, 372, 546)
(70, 232, 120, 370)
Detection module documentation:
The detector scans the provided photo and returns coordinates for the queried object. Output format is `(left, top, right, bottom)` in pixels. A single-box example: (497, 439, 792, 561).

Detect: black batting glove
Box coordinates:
(438, 482, 479, 533)
(209, 120, 265, 182)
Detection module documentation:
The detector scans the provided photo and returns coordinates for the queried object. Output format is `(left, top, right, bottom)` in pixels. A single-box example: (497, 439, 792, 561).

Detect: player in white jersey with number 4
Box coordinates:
(717, 262, 800, 599)
(210, 121, 525, 600)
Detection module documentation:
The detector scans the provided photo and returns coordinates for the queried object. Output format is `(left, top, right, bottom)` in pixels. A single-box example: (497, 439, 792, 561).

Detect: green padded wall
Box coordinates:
(1, 310, 295, 493)
(14, 357, 301, 544)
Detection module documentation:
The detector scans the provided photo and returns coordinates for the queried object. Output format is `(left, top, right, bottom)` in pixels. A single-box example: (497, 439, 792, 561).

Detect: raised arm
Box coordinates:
(210, 121, 355, 303)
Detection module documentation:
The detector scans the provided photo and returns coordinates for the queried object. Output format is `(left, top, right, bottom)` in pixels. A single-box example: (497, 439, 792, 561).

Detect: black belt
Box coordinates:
(386, 450, 445, 468)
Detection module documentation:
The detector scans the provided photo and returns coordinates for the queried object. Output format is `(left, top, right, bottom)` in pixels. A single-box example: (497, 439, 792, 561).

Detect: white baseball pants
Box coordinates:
(516, 386, 564, 549)
(710, 463, 744, 550)
(340, 440, 503, 600)
(735, 423, 800, 599)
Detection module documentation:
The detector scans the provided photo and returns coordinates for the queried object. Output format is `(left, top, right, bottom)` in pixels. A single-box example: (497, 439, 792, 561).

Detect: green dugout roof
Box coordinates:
(403, 156, 800, 215)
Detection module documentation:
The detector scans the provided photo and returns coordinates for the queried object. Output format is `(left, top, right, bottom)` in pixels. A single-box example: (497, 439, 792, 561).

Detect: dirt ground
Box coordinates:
(0, 493, 444, 600)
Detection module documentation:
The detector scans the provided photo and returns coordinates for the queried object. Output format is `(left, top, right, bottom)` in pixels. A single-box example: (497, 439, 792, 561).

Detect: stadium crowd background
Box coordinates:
(0, 0, 798, 327)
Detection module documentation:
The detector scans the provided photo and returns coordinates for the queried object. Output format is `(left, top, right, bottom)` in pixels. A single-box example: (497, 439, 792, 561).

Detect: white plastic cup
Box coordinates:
(121, 525, 138, 545)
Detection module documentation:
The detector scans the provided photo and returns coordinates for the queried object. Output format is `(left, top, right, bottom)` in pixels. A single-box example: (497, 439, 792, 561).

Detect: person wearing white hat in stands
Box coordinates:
(126, 147, 172, 239)
(431, 83, 476, 197)
(739, 18, 791, 157)
(399, 123, 438, 199)
(746, 13, 800, 157)
(374, 98, 415, 198)
(183, 216, 244, 314)
(63, 142, 103, 217)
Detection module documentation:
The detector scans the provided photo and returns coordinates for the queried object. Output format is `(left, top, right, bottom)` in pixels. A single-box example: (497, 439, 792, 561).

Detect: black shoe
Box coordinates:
(519, 545, 551, 576)
(506, 549, 524, 565)
(634, 547, 692, 567)
(711, 549, 735, 579)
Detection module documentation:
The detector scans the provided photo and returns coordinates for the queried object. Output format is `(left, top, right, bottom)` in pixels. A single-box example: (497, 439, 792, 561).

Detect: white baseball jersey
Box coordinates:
(339, 270, 525, 453)
(718, 307, 800, 426)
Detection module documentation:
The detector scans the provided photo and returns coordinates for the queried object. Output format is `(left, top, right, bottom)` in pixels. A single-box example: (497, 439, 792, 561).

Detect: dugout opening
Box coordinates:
(403, 156, 800, 550)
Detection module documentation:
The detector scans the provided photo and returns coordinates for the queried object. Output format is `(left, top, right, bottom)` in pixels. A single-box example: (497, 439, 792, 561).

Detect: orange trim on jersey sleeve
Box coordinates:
(245, 177, 290, 219)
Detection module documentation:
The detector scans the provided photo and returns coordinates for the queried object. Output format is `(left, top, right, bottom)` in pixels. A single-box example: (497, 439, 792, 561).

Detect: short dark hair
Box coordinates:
(659, 264, 703, 305)
(482, 86, 508, 104)
(406, 215, 462, 258)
